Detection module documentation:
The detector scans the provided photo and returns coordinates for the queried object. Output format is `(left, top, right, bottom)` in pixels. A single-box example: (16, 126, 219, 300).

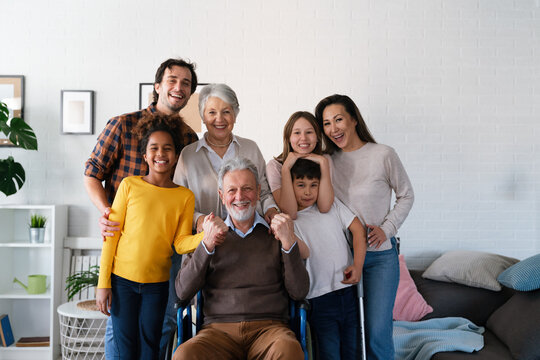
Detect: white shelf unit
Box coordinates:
(0, 205, 67, 360)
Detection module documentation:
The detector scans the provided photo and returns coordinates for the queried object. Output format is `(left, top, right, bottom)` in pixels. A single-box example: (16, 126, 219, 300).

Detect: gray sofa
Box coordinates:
(410, 270, 540, 360)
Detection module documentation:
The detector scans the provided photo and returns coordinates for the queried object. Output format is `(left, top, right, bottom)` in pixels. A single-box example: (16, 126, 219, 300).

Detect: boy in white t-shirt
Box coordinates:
(291, 158, 367, 360)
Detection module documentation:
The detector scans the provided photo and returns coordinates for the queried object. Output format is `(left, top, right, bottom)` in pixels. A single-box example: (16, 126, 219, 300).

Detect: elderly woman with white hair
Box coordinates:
(173, 83, 279, 233)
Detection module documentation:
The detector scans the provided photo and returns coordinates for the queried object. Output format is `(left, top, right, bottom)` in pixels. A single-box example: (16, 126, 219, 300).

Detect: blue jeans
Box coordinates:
(110, 274, 168, 360)
(308, 286, 360, 360)
(105, 253, 181, 360)
(362, 237, 399, 360)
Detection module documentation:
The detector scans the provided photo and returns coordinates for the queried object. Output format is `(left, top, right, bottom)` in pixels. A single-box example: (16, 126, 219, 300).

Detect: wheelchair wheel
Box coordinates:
(305, 321, 318, 360)
(163, 330, 177, 360)
(306, 322, 314, 360)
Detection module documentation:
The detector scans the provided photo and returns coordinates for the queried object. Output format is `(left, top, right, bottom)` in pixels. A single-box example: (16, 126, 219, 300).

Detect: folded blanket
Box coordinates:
(393, 317, 485, 360)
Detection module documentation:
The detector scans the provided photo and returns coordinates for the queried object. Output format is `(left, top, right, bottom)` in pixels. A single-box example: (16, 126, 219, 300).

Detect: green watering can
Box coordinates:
(13, 275, 47, 294)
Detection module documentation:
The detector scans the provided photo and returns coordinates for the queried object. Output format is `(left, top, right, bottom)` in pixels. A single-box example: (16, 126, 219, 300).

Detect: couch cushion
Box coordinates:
(497, 253, 540, 291)
(410, 270, 514, 326)
(431, 330, 512, 360)
(487, 289, 540, 360)
(393, 254, 433, 321)
(422, 251, 518, 291)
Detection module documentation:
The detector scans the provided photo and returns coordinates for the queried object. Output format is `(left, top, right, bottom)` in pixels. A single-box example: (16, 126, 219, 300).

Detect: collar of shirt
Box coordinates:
(196, 133, 241, 174)
(196, 132, 240, 153)
(224, 211, 269, 238)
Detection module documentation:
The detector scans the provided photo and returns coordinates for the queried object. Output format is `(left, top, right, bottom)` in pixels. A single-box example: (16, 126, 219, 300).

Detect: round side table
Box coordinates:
(57, 301, 108, 360)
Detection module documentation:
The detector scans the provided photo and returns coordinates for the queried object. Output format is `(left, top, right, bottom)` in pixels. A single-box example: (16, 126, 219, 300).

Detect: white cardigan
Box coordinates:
(173, 135, 277, 228)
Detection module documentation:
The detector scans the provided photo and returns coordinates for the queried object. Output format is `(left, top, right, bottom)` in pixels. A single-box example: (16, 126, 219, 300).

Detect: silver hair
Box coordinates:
(218, 157, 259, 190)
(198, 83, 240, 119)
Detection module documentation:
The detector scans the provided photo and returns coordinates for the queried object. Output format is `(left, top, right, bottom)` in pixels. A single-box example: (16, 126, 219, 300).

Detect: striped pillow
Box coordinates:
(497, 254, 540, 291)
(422, 251, 518, 291)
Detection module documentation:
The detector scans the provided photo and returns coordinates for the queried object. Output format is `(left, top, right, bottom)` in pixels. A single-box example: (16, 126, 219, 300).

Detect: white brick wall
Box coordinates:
(1, 0, 538, 269)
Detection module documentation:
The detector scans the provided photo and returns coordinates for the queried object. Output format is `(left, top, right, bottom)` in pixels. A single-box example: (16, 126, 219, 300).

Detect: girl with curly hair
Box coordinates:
(96, 113, 203, 359)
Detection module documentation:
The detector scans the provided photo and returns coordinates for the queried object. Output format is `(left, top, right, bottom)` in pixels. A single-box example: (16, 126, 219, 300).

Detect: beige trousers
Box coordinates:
(172, 320, 304, 360)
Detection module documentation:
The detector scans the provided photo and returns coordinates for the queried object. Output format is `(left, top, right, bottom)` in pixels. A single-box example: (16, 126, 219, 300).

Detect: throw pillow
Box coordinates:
(393, 254, 433, 321)
(497, 253, 540, 291)
(487, 289, 540, 360)
(422, 250, 518, 291)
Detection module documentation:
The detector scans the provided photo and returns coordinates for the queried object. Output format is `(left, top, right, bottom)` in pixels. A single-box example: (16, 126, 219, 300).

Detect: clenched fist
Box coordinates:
(270, 213, 295, 251)
(202, 213, 228, 252)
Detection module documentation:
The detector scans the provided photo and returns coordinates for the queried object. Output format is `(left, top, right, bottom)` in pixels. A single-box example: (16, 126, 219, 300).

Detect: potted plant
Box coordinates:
(0, 101, 38, 196)
(65, 265, 100, 302)
(29, 214, 47, 243)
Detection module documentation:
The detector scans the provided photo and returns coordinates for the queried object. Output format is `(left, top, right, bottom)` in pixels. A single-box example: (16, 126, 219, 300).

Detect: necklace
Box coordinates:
(205, 134, 233, 148)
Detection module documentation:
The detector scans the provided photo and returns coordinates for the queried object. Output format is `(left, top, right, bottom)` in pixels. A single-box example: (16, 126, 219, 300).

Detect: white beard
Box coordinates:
(227, 201, 256, 222)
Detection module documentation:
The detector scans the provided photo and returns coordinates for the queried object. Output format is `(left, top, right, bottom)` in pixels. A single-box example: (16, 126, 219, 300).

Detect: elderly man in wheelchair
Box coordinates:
(172, 157, 310, 360)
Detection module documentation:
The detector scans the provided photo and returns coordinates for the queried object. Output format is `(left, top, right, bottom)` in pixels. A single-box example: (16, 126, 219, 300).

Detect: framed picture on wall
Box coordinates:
(61, 90, 94, 134)
(0, 75, 25, 146)
(138, 83, 154, 110)
(138, 82, 208, 136)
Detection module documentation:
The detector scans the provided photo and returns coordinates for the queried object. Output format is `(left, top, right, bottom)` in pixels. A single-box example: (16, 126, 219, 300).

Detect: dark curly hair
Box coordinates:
(134, 113, 187, 156)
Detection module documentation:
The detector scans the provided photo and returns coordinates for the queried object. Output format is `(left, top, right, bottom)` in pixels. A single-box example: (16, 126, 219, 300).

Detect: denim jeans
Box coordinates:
(362, 237, 399, 360)
(110, 274, 168, 360)
(308, 286, 360, 360)
(105, 252, 181, 360)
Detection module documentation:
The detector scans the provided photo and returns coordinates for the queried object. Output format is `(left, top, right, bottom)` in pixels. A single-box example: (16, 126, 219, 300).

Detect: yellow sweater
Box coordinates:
(98, 176, 203, 288)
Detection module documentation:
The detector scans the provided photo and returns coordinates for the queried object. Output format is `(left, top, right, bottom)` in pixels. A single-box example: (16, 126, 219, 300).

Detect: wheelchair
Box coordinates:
(164, 291, 312, 360)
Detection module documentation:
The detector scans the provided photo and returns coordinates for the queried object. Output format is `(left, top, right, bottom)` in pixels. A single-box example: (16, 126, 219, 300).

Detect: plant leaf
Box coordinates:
(65, 265, 100, 301)
(0, 156, 25, 196)
(0, 102, 8, 127)
(6, 117, 37, 150)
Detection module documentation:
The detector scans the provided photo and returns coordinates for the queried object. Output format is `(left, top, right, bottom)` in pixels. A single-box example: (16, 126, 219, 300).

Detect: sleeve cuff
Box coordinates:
(281, 241, 297, 254)
(201, 240, 215, 255)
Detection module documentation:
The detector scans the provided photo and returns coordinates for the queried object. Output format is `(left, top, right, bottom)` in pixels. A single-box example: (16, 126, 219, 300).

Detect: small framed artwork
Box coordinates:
(138, 83, 154, 110)
(0, 75, 25, 146)
(61, 90, 94, 134)
(138, 82, 208, 136)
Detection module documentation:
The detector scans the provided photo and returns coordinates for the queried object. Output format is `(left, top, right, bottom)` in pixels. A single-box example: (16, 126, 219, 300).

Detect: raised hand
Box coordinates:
(282, 152, 302, 171)
(202, 213, 228, 252)
(270, 213, 295, 251)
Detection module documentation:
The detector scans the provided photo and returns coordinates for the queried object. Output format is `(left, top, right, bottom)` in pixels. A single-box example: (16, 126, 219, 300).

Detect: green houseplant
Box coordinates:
(29, 214, 47, 243)
(29, 214, 47, 228)
(0, 101, 38, 196)
(65, 265, 100, 301)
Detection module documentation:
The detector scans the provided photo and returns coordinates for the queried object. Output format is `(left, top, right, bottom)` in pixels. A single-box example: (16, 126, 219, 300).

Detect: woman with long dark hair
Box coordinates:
(315, 94, 414, 360)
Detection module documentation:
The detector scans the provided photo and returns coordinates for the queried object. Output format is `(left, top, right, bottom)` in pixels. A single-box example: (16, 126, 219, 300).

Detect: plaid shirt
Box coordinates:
(84, 103, 199, 205)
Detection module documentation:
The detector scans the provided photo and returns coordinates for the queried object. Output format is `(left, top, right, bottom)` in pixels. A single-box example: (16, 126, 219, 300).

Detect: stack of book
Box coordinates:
(1, 313, 50, 348)
(15, 336, 50, 347)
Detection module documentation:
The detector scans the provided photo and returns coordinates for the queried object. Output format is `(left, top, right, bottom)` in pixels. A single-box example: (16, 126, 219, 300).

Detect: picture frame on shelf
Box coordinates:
(61, 90, 94, 135)
(0, 75, 25, 147)
(138, 82, 208, 136)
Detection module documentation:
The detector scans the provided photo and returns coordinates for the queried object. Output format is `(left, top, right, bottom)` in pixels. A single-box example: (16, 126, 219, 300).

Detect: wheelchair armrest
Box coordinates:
(174, 299, 191, 309)
(297, 299, 310, 312)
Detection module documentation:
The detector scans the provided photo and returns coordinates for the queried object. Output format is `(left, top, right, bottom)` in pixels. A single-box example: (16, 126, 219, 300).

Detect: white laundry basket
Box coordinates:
(57, 301, 107, 360)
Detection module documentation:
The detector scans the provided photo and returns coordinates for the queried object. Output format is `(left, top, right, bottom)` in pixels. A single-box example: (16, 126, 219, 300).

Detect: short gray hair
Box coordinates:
(198, 83, 240, 119)
(218, 157, 259, 190)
